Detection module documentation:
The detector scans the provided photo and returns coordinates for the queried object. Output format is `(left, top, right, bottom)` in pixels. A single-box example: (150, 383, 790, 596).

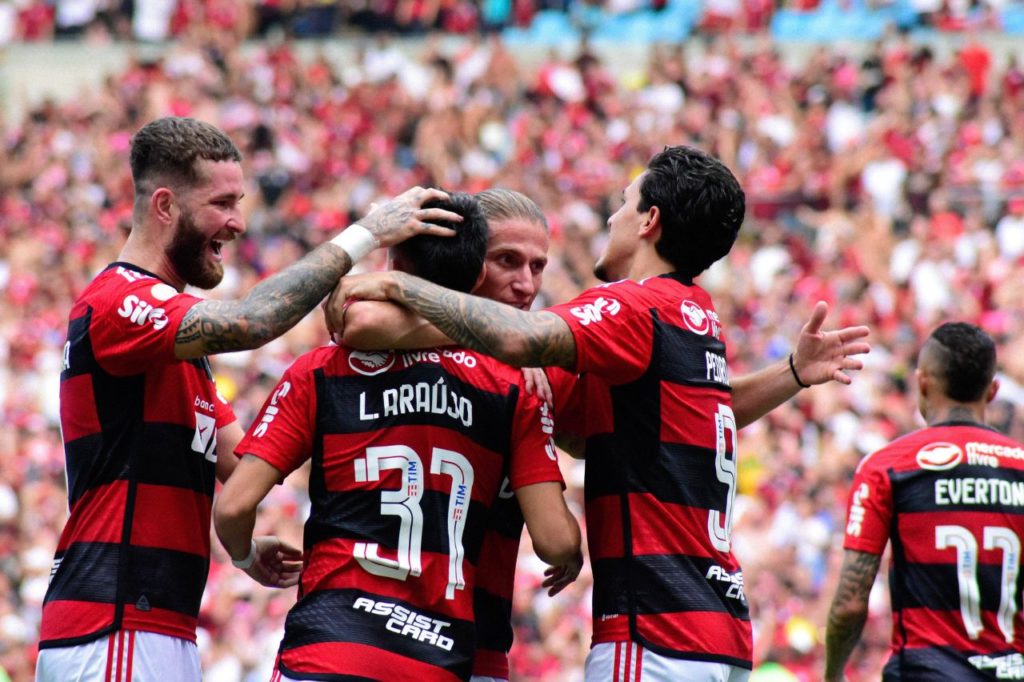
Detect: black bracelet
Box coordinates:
(789, 353, 811, 389)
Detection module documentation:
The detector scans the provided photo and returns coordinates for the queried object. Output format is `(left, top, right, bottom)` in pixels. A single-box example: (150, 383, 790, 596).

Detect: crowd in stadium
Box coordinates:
(3, 8, 1024, 681)
(0, 0, 1019, 43)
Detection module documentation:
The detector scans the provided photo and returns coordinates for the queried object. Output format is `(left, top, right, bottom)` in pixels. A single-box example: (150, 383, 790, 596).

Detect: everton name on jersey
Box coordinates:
(845, 422, 1024, 680)
(236, 344, 559, 682)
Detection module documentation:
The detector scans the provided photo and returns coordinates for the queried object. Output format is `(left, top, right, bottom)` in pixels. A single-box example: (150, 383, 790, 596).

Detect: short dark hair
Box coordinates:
(925, 322, 996, 402)
(130, 117, 242, 196)
(393, 192, 488, 293)
(639, 146, 745, 279)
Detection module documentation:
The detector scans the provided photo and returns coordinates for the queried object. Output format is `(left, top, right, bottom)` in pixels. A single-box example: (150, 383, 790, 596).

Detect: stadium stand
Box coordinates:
(2, 14, 1024, 681)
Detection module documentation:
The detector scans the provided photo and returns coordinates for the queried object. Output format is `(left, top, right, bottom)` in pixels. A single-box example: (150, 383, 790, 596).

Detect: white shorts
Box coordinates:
(470, 677, 505, 682)
(35, 630, 201, 682)
(585, 641, 751, 682)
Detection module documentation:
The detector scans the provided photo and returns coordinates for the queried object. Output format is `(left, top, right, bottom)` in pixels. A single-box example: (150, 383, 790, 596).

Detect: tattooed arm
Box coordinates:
(338, 270, 577, 368)
(174, 187, 460, 359)
(825, 549, 881, 682)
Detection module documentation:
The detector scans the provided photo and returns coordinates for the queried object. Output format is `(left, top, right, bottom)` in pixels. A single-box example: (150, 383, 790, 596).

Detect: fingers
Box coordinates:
(408, 186, 450, 203)
(802, 300, 829, 335)
(416, 225, 459, 238)
(842, 341, 871, 356)
(417, 206, 463, 224)
(837, 325, 871, 342)
(276, 543, 303, 558)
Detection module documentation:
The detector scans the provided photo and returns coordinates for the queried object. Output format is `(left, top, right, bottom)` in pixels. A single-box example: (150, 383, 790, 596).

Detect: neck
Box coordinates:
(926, 403, 987, 427)
(626, 245, 674, 281)
(119, 231, 186, 291)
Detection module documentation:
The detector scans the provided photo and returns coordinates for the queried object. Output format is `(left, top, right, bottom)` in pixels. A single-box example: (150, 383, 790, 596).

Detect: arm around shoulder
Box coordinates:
(341, 300, 452, 350)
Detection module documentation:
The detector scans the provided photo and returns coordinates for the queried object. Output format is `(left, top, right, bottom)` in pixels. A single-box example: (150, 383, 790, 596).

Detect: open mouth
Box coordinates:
(211, 241, 224, 259)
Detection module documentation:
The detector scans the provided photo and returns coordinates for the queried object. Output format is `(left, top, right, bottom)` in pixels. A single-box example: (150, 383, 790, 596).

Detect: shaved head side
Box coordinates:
(920, 323, 996, 403)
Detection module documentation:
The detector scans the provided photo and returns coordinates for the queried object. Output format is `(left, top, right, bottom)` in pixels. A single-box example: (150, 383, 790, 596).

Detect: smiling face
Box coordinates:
(167, 160, 245, 290)
(472, 217, 549, 310)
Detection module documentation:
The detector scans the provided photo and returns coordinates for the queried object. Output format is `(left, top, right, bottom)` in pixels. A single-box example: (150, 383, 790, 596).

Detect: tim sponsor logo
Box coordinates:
(916, 442, 963, 471)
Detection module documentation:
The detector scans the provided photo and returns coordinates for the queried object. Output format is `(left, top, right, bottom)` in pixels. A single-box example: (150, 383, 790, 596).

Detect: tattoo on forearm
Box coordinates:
(177, 245, 352, 355)
(825, 550, 880, 678)
(397, 275, 576, 368)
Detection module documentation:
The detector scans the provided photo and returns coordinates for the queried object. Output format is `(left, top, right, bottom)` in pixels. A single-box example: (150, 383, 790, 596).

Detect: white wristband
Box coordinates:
(231, 539, 257, 570)
(330, 224, 378, 264)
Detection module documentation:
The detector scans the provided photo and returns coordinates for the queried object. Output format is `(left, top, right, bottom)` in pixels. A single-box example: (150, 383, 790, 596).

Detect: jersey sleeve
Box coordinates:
(507, 383, 565, 491)
(90, 276, 202, 375)
(842, 450, 894, 555)
(213, 386, 236, 428)
(546, 282, 651, 385)
(553, 372, 612, 442)
(235, 357, 317, 477)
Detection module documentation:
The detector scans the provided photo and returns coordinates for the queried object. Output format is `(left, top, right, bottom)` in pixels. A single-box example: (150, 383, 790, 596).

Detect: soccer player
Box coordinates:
(35, 116, 460, 681)
(334, 188, 578, 681)
(333, 147, 870, 681)
(213, 193, 582, 682)
(825, 322, 1024, 682)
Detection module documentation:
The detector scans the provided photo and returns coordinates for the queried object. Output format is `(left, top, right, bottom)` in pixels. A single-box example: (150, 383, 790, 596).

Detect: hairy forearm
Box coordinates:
(824, 550, 880, 681)
(178, 244, 351, 357)
(392, 273, 576, 368)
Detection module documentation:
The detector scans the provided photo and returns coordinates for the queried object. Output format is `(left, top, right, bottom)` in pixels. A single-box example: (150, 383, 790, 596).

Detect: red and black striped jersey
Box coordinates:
(40, 263, 235, 648)
(236, 344, 558, 682)
(548, 274, 751, 668)
(471, 367, 572, 679)
(844, 422, 1024, 680)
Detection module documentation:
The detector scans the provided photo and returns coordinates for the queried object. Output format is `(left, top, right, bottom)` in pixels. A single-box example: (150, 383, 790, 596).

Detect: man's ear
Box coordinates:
(986, 377, 1000, 404)
(471, 264, 487, 293)
(915, 368, 928, 398)
(639, 204, 660, 240)
(152, 187, 176, 226)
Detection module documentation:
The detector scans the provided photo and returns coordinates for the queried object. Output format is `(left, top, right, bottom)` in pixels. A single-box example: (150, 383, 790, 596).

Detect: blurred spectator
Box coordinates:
(4, 27, 1024, 682)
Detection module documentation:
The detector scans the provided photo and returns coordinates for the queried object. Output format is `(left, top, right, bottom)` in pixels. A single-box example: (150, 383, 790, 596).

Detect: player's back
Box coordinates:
(851, 423, 1024, 680)
(268, 344, 553, 681)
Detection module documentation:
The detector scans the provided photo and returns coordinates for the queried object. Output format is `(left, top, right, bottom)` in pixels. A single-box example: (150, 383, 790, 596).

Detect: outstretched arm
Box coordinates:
(824, 549, 881, 682)
(174, 188, 461, 359)
(336, 271, 577, 368)
(731, 301, 870, 428)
